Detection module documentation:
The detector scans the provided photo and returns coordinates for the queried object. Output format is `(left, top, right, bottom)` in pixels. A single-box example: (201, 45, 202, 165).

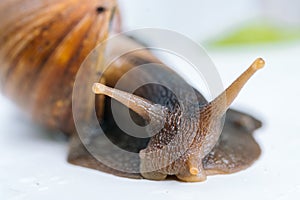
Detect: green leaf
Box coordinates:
(209, 21, 300, 47)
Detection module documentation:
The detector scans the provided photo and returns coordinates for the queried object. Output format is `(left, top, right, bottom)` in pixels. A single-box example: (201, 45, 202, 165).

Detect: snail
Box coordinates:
(0, 0, 264, 182)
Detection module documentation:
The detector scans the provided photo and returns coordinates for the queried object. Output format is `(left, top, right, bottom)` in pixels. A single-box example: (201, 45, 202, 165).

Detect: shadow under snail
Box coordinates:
(0, 0, 264, 182)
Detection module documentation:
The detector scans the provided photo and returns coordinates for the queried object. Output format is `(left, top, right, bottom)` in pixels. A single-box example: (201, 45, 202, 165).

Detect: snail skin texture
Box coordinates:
(0, 0, 264, 182)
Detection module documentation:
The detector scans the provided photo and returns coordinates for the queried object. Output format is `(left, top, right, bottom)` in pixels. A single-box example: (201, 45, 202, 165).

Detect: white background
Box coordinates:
(1, 0, 300, 199)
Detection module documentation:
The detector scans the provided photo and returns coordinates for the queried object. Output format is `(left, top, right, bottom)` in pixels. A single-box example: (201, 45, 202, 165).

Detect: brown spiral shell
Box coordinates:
(0, 0, 119, 134)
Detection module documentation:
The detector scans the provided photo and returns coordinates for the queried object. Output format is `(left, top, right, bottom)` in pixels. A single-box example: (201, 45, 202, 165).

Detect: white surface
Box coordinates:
(118, 0, 259, 41)
(1, 42, 300, 199)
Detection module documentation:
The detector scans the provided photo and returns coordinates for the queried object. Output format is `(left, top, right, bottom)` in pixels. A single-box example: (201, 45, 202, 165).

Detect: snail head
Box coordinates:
(93, 58, 265, 182)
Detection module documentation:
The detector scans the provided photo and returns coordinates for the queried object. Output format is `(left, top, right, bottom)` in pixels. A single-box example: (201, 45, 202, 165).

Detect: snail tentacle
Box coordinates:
(202, 58, 265, 117)
(93, 83, 168, 122)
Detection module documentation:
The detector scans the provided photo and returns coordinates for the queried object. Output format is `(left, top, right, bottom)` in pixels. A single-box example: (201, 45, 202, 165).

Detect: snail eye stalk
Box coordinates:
(202, 58, 265, 117)
(93, 83, 167, 122)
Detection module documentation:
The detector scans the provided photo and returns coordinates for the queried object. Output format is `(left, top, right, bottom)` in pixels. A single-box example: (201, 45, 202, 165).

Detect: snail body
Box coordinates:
(0, 0, 264, 182)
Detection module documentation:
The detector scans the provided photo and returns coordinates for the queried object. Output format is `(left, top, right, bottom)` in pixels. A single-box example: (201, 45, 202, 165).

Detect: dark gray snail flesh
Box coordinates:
(69, 57, 264, 182)
(68, 109, 262, 181)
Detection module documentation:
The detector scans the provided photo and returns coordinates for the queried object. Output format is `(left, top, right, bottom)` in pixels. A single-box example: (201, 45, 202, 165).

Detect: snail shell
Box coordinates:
(0, 0, 119, 133)
(0, 0, 264, 182)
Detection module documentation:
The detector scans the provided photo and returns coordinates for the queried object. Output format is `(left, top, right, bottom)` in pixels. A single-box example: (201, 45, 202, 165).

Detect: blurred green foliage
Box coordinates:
(209, 21, 300, 47)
